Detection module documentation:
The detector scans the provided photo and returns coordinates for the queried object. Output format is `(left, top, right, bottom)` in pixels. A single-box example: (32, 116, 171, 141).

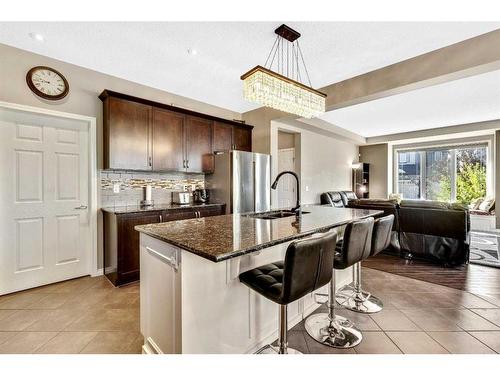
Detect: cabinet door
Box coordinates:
(185, 116, 212, 173)
(152, 108, 185, 171)
(197, 205, 225, 218)
(212, 122, 233, 152)
(233, 126, 252, 152)
(117, 212, 162, 285)
(105, 97, 152, 170)
(163, 209, 197, 222)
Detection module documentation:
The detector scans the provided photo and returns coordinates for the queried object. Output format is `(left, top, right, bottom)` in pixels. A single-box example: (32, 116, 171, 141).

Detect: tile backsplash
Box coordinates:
(100, 171, 205, 208)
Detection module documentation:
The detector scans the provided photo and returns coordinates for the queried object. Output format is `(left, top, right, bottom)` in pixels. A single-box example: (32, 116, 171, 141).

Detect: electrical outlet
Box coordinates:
(113, 183, 120, 194)
(305, 185, 309, 192)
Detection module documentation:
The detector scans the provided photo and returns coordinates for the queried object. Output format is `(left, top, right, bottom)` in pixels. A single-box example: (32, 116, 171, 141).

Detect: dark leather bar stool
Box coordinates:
(305, 217, 374, 348)
(336, 214, 394, 314)
(239, 230, 338, 354)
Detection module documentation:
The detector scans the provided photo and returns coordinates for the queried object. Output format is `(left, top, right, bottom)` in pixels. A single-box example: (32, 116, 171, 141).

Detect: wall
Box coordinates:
(0, 43, 242, 271)
(359, 144, 389, 199)
(271, 120, 358, 206)
(278, 131, 295, 149)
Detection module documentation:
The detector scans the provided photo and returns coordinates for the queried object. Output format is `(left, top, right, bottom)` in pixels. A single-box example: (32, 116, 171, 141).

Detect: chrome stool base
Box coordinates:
(304, 313, 362, 348)
(256, 345, 302, 354)
(336, 290, 383, 314)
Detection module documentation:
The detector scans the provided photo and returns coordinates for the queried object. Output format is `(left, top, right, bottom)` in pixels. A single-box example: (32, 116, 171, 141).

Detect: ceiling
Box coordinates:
(319, 69, 500, 138)
(0, 22, 499, 118)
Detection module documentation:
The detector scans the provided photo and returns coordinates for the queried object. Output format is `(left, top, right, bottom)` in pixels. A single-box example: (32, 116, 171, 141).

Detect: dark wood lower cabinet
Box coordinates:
(103, 204, 225, 286)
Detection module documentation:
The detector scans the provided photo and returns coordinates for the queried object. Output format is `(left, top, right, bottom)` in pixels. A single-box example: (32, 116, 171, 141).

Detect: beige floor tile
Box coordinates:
(378, 292, 428, 309)
(35, 331, 98, 354)
(24, 309, 81, 331)
(0, 331, 18, 345)
(354, 331, 402, 354)
(400, 308, 462, 331)
(55, 277, 98, 294)
(386, 331, 448, 354)
(118, 283, 139, 294)
(469, 309, 500, 327)
(58, 289, 114, 310)
(370, 309, 421, 331)
(469, 331, 500, 353)
(335, 308, 381, 331)
(0, 331, 58, 353)
(27, 293, 73, 309)
(0, 310, 44, 331)
(428, 331, 495, 354)
(80, 331, 143, 354)
(476, 293, 500, 307)
(100, 293, 140, 310)
(0, 309, 18, 321)
(303, 331, 356, 354)
(434, 308, 500, 331)
(65, 308, 139, 332)
(443, 292, 498, 309)
(0, 291, 49, 309)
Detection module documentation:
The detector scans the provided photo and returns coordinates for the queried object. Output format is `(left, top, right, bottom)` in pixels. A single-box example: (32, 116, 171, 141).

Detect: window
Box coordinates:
(395, 144, 487, 204)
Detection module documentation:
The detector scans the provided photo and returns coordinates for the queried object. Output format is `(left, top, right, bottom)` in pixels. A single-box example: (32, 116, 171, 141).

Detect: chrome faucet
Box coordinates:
(271, 171, 301, 216)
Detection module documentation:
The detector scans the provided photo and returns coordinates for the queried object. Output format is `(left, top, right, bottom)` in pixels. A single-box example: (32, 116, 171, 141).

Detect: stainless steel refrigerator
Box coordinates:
(205, 151, 271, 214)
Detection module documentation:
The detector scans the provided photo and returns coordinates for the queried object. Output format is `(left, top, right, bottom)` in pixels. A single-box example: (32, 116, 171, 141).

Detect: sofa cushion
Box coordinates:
(349, 198, 398, 207)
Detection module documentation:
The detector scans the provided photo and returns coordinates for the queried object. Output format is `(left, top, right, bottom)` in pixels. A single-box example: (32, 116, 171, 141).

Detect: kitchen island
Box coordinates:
(135, 206, 382, 354)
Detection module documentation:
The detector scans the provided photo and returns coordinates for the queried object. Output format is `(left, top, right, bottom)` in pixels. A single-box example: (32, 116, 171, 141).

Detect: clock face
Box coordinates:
(26, 66, 69, 100)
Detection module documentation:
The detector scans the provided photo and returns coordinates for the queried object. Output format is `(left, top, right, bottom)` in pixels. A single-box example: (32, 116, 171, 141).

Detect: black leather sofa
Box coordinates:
(320, 191, 470, 266)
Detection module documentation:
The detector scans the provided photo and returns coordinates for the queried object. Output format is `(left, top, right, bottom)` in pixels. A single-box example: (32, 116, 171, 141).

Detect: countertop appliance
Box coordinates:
(172, 192, 191, 205)
(193, 189, 210, 203)
(205, 151, 271, 214)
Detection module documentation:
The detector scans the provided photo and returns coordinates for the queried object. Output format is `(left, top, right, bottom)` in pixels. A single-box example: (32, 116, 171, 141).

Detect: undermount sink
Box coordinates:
(245, 210, 310, 220)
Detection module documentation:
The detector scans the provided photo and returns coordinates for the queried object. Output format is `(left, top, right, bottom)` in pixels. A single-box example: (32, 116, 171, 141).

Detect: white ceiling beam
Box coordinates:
(321, 28, 500, 111)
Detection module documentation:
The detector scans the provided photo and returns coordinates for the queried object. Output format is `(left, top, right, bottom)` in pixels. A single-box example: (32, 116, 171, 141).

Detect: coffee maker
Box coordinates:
(193, 189, 210, 203)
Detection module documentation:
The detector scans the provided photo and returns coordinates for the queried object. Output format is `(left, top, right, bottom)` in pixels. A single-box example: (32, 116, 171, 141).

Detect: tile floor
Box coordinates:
(2, 267, 500, 354)
(0, 276, 141, 354)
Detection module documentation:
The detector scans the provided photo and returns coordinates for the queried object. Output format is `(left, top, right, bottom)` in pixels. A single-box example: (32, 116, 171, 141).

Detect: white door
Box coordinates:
(277, 148, 296, 209)
(0, 116, 90, 295)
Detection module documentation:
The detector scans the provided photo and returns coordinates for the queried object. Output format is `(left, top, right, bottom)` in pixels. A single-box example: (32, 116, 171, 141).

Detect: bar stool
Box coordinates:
(336, 214, 394, 314)
(239, 230, 338, 354)
(305, 217, 374, 348)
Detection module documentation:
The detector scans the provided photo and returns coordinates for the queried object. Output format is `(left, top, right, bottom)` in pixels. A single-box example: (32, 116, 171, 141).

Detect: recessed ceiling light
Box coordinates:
(29, 32, 44, 42)
(187, 48, 198, 56)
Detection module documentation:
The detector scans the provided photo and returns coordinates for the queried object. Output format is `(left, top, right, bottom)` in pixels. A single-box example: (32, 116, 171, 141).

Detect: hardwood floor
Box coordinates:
(364, 253, 500, 295)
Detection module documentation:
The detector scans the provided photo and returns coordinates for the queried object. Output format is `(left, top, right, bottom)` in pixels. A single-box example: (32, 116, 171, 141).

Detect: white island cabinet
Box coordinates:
(139, 233, 352, 354)
(136, 206, 382, 354)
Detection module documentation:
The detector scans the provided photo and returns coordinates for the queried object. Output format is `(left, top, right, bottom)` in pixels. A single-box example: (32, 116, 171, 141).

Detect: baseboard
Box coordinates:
(91, 268, 104, 277)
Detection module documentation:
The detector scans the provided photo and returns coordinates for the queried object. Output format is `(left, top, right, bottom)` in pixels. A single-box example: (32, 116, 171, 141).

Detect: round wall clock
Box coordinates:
(26, 66, 69, 100)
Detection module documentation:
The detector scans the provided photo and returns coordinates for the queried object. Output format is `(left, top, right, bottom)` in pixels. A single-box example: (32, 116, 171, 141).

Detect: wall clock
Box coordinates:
(26, 66, 69, 100)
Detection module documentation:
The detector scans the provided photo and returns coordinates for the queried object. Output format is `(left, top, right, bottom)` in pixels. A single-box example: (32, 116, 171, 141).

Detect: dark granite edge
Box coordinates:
(135, 210, 382, 263)
(101, 202, 225, 214)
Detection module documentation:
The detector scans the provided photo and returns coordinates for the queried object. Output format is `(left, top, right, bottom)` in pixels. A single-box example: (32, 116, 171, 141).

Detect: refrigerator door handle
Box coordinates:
(253, 160, 256, 212)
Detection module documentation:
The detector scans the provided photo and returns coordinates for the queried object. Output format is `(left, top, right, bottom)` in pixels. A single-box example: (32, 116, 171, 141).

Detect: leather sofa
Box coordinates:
(321, 191, 470, 266)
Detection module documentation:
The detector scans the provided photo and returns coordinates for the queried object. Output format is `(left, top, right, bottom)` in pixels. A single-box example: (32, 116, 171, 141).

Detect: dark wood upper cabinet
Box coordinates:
(152, 108, 185, 172)
(212, 121, 233, 152)
(233, 126, 252, 152)
(104, 97, 152, 170)
(100, 90, 252, 172)
(185, 116, 212, 173)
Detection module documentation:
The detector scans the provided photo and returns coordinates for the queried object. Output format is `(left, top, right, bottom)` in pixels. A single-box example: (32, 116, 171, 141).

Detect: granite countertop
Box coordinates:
(135, 206, 382, 262)
(101, 202, 225, 214)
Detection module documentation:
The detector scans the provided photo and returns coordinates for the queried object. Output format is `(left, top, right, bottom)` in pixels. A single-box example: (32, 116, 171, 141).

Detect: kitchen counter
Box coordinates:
(101, 201, 225, 214)
(135, 205, 382, 262)
(137, 206, 383, 354)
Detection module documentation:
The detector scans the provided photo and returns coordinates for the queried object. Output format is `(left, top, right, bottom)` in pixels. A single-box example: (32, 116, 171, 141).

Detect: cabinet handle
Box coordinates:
(159, 214, 162, 222)
(148, 156, 152, 167)
(198, 211, 201, 218)
(146, 246, 178, 271)
(186, 160, 189, 169)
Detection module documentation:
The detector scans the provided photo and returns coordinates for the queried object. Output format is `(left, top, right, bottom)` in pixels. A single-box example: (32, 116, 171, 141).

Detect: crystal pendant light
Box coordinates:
(241, 24, 326, 118)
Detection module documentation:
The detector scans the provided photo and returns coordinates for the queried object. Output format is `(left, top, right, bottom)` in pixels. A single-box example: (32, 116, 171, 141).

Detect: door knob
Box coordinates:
(74, 205, 88, 210)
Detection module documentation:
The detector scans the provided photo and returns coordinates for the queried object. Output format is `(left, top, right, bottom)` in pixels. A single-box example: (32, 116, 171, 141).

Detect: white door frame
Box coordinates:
(0, 100, 99, 277)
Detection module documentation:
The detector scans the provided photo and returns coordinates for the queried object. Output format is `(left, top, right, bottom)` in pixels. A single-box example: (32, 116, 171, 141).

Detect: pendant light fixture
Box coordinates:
(241, 24, 326, 118)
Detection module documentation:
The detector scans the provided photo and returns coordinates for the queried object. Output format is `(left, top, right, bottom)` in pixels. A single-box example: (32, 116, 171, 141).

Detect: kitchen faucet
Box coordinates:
(271, 171, 301, 216)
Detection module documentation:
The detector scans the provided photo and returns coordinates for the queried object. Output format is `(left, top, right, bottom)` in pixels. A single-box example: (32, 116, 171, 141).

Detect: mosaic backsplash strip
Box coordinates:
(100, 171, 205, 207)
